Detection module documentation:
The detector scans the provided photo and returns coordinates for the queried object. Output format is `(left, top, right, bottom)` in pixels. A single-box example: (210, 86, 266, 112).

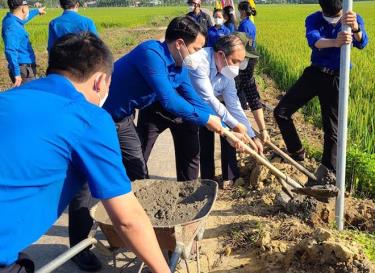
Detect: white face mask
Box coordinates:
(323, 15, 341, 25)
(98, 92, 108, 107)
(214, 18, 224, 26)
(24, 10, 29, 20)
(220, 53, 239, 79)
(239, 58, 249, 70)
(178, 41, 199, 70)
(95, 76, 109, 107)
(188, 5, 194, 12)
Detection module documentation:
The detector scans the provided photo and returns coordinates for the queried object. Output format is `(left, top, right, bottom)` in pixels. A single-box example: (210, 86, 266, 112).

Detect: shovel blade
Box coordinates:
(292, 185, 339, 203)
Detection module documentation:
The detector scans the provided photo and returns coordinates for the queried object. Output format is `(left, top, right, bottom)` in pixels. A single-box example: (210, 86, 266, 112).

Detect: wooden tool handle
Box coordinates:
(221, 129, 303, 189)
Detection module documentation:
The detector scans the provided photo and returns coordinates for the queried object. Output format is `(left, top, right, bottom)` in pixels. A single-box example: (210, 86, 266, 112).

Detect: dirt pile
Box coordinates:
(133, 179, 217, 226)
(237, 151, 375, 232)
(282, 228, 374, 273)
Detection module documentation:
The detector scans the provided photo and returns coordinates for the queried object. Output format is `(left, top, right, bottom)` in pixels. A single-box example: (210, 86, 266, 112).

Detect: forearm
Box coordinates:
(114, 214, 169, 273)
(353, 31, 363, 43)
(103, 194, 170, 273)
(314, 38, 336, 49)
(252, 108, 266, 131)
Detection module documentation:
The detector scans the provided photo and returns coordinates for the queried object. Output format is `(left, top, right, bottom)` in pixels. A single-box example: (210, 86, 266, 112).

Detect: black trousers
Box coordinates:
(9, 64, 37, 84)
(0, 253, 34, 273)
(199, 126, 239, 181)
(274, 65, 339, 171)
(235, 58, 263, 111)
(137, 103, 200, 181)
(68, 183, 93, 247)
(116, 115, 149, 181)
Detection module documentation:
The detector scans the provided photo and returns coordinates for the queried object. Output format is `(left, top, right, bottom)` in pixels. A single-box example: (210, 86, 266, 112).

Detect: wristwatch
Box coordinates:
(353, 26, 361, 33)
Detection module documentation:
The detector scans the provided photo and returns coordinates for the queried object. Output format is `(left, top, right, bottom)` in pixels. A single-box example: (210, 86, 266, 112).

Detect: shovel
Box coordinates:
(253, 128, 317, 182)
(221, 129, 339, 201)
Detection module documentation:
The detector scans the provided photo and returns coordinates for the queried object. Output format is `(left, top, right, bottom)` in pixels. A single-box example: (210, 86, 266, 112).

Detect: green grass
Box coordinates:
(256, 2, 375, 196)
(0, 6, 185, 51)
(342, 230, 375, 262)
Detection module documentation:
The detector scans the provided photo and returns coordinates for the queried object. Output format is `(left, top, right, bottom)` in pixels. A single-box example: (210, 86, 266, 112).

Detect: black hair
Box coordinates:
(165, 16, 207, 45)
(319, 0, 342, 16)
(213, 8, 223, 17)
(59, 0, 78, 9)
(223, 5, 236, 25)
(238, 1, 256, 17)
(47, 32, 113, 83)
(213, 34, 244, 57)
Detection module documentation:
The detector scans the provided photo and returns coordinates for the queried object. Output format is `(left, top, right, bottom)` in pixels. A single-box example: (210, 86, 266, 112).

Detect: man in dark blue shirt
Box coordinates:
(2, 0, 46, 87)
(0, 33, 169, 273)
(48, 1, 101, 270)
(104, 16, 223, 182)
(48, 0, 97, 52)
(187, 0, 212, 33)
(274, 0, 368, 175)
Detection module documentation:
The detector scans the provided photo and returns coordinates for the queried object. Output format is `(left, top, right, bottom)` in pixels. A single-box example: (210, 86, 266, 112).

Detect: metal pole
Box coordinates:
(35, 238, 97, 273)
(336, 0, 353, 231)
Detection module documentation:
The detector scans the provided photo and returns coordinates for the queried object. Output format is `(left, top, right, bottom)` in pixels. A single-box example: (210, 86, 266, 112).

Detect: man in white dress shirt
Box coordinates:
(189, 34, 263, 187)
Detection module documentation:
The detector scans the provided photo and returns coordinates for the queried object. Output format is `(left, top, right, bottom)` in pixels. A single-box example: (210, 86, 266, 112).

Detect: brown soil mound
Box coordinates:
(282, 228, 374, 273)
(133, 180, 217, 226)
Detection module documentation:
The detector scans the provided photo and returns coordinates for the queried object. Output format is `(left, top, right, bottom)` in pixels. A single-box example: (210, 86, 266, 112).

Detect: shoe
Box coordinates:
(71, 249, 102, 272)
(288, 148, 305, 162)
(221, 180, 234, 190)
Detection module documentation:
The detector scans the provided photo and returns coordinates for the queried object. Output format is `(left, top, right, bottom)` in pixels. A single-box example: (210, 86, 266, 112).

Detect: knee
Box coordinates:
(273, 104, 290, 121)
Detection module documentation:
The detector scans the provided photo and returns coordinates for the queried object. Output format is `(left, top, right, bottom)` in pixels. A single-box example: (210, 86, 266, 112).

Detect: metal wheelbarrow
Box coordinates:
(36, 179, 218, 273)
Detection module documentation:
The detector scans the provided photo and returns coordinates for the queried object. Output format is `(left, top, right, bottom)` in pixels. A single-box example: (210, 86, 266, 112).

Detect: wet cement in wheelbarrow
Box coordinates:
(133, 180, 216, 226)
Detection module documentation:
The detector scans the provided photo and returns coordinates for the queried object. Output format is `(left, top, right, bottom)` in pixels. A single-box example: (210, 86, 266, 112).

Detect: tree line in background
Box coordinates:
(0, 0, 372, 8)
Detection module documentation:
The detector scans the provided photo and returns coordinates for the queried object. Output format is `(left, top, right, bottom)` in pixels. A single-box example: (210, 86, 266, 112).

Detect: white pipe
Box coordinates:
(336, 0, 353, 231)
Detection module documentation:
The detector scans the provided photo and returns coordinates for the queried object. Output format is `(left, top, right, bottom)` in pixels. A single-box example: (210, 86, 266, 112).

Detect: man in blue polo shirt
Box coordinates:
(2, 0, 46, 87)
(104, 16, 223, 182)
(0, 33, 169, 273)
(274, 0, 368, 177)
(48, 1, 100, 270)
(48, 0, 97, 52)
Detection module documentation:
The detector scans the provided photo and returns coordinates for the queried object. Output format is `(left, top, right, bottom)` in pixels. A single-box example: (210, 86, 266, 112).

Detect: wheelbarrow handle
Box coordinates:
(253, 129, 317, 181)
(35, 237, 97, 273)
(221, 129, 303, 189)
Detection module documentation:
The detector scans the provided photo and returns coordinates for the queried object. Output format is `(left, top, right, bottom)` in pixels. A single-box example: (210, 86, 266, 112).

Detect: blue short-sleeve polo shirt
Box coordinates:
(0, 74, 131, 266)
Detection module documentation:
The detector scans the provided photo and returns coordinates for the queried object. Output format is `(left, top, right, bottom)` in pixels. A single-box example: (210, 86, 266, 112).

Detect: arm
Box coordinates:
(23, 9, 41, 24)
(222, 79, 255, 138)
(3, 27, 21, 77)
(73, 112, 168, 272)
(343, 13, 368, 49)
(306, 15, 352, 49)
(102, 194, 170, 273)
(206, 13, 213, 28)
(47, 22, 57, 52)
(137, 49, 210, 126)
(88, 19, 98, 36)
(188, 66, 239, 129)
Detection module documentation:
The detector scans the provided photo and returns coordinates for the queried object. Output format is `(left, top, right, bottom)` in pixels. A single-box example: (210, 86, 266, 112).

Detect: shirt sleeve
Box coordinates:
(23, 9, 40, 24)
(88, 19, 98, 36)
(222, 79, 256, 138)
(136, 48, 211, 126)
(189, 65, 239, 129)
(305, 15, 321, 49)
(206, 13, 213, 28)
(3, 26, 21, 76)
(72, 111, 132, 200)
(353, 15, 368, 49)
(47, 22, 57, 52)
